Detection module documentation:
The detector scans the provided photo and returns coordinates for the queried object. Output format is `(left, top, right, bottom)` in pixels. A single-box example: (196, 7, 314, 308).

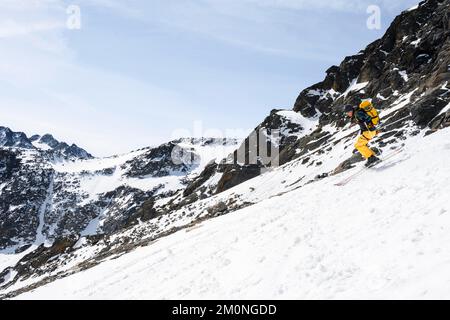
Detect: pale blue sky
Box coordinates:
(0, 0, 419, 156)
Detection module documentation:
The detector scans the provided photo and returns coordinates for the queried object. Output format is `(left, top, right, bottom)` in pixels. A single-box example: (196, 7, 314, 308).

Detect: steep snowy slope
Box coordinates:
(15, 127, 450, 299)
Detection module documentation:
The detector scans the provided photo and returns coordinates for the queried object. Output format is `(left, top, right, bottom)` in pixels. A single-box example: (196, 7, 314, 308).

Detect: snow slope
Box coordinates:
(16, 127, 450, 300)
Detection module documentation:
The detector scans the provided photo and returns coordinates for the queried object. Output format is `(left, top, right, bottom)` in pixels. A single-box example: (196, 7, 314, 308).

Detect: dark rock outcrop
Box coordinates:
(123, 142, 199, 178)
(30, 134, 93, 160)
(0, 127, 34, 149)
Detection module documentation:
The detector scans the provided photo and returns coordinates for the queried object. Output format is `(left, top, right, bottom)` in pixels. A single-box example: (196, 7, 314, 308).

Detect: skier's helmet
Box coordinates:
(343, 104, 354, 113)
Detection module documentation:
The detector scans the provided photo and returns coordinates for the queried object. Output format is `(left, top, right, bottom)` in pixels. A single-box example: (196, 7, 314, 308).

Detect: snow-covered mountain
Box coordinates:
(0, 127, 34, 149)
(13, 128, 450, 299)
(0, 127, 92, 160)
(29, 134, 92, 160)
(1, 0, 450, 299)
(0, 136, 239, 248)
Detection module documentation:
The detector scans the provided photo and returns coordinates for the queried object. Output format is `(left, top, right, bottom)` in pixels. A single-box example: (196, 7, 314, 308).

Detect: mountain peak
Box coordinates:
(39, 134, 60, 149)
(0, 126, 93, 160)
(0, 126, 34, 149)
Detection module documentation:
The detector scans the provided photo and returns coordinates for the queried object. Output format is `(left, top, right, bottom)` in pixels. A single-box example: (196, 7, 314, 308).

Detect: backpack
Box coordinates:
(359, 100, 379, 125)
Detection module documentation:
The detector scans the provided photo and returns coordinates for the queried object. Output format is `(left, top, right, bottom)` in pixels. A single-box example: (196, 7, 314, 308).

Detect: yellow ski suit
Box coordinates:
(352, 102, 380, 159)
(355, 130, 378, 159)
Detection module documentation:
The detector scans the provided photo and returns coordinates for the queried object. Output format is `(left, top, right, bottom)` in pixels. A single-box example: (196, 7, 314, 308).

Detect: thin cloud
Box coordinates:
(79, 0, 143, 18)
(0, 0, 66, 38)
(80, 0, 341, 60)
(228, 0, 419, 13)
(0, 19, 64, 38)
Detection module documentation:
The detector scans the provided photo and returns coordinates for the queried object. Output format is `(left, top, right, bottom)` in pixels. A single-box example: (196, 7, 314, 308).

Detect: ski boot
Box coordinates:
(365, 155, 381, 167)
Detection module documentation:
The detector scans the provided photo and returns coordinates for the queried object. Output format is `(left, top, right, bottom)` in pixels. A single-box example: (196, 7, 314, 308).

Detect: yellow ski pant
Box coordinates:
(355, 130, 378, 159)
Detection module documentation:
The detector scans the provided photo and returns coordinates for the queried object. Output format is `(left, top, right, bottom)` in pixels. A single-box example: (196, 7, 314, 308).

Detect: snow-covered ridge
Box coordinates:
(0, 127, 92, 160)
(276, 110, 319, 135)
(52, 138, 240, 205)
(52, 148, 148, 173)
(340, 79, 369, 98)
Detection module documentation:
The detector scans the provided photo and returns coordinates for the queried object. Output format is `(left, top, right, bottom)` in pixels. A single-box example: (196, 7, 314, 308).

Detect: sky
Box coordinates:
(0, 0, 420, 156)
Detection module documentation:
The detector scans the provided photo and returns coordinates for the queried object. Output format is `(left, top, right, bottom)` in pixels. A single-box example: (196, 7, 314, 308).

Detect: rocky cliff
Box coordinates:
(213, 0, 450, 191)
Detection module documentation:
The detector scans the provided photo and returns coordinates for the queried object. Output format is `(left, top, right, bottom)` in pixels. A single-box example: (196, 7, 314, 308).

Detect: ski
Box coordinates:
(334, 147, 404, 186)
(378, 146, 404, 161)
(334, 166, 367, 186)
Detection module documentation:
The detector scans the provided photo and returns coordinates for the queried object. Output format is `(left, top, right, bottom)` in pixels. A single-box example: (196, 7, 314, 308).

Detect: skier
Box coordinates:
(344, 100, 381, 167)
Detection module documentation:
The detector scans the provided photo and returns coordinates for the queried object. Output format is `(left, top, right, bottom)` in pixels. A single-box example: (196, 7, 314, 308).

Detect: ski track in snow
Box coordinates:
(15, 128, 450, 300)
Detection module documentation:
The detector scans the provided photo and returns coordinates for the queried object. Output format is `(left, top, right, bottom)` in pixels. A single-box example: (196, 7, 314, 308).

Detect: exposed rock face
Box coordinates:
(0, 149, 21, 180)
(294, 0, 450, 120)
(0, 127, 34, 149)
(0, 149, 53, 248)
(183, 160, 218, 197)
(215, 109, 320, 192)
(30, 134, 92, 160)
(123, 141, 198, 178)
